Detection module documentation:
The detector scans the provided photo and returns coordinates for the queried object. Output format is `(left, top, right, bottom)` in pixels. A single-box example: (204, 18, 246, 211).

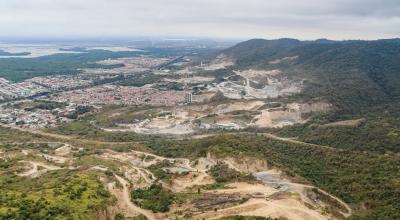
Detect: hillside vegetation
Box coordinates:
(143, 134, 400, 220)
(0, 170, 112, 219)
(218, 38, 400, 114)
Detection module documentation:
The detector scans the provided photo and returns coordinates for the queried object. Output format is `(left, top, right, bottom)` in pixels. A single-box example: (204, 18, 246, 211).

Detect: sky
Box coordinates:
(0, 0, 399, 40)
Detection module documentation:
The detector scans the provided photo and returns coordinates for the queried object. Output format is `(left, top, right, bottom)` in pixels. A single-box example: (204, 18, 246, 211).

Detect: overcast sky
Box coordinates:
(0, 0, 399, 40)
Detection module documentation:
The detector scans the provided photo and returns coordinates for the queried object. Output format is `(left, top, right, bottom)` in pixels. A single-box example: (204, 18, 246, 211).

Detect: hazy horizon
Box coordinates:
(1, 0, 399, 41)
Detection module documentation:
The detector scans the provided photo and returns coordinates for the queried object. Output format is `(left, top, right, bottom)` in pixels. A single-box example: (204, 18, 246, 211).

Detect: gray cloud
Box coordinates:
(0, 0, 399, 40)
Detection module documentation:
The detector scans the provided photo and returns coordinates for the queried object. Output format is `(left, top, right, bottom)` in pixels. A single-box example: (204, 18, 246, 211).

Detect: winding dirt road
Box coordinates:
(1, 124, 351, 217)
(17, 161, 61, 178)
(110, 175, 156, 220)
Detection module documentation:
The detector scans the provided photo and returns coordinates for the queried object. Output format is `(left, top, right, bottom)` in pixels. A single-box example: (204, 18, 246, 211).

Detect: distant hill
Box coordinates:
(215, 38, 400, 114)
(0, 50, 30, 57)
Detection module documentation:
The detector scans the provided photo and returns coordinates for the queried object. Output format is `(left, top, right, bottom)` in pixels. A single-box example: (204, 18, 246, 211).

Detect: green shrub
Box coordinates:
(131, 184, 174, 213)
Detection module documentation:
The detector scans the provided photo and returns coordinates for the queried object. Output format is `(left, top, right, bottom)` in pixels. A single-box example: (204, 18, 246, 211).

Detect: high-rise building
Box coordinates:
(185, 92, 193, 104)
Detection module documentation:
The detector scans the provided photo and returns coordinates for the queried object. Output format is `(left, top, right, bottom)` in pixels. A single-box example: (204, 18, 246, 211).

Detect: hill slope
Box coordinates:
(215, 38, 400, 114)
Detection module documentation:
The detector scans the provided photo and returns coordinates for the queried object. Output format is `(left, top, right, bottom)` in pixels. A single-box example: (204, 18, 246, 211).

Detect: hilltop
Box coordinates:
(211, 38, 400, 114)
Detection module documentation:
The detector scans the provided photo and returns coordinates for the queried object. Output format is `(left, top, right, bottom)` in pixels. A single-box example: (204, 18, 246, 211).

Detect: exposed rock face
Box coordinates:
(206, 152, 269, 173)
(192, 193, 248, 211)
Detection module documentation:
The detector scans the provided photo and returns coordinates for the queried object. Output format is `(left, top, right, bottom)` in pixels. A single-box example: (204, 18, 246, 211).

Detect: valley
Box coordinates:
(1, 38, 400, 220)
(1, 135, 350, 220)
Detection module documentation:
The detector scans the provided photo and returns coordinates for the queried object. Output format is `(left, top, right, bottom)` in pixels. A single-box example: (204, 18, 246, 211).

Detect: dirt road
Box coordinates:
(111, 175, 156, 220)
(187, 131, 334, 150)
(17, 161, 61, 178)
(259, 132, 334, 150)
(131, 150, 196, 171)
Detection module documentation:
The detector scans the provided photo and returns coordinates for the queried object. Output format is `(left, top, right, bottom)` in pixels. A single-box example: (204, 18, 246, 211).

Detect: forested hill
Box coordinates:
(217, 38, 400, 114)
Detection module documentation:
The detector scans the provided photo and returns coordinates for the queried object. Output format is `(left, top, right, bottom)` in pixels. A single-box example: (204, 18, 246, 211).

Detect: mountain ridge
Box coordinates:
(213, 38, 400, 114)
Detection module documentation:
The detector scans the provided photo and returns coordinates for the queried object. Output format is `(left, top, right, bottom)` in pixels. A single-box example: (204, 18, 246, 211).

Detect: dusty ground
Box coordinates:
(6, 143, 351, 220)
(108, 175, 157, 220)
(164, 76, 215, 84)
(208, 69, 302, 99)
(193, 198, 328, 220)
(201, 54, 234, 71)
(54, 144, 72, 156)
(170, 172, 215, 192)
(16, 161, 62, 178)
(100, 99, 330, 134)
(83, 56, 170, 75)
(319, 118, 365, 128)
(269, 56, 299, 64)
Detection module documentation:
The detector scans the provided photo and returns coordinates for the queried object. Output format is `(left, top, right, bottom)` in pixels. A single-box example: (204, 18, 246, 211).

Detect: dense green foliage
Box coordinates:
(64, 105, 94, 119)
(143, 134, 400, 220)
(208, 162, 256, 183)
(132, 214, 148, 220)
(220, 39, 400, 114)
(276, 116, 400, 153)
(0, 170, 112, 219)
(274, 101, 400, 153)
(0, 126, 51, 143)
(131, 184, 174, 213)
(0, 50, 144, 82)
(211, 40, 400, 220)
(81, 105, 156, 128)
(11, 100, 67, 111)
(147, 160, 173, 180)
(117, 72, 161, 87)
(46, 121, 148, 142)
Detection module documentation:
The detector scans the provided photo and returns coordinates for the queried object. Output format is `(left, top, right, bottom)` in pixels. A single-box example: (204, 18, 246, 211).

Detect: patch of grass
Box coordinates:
(190, 182, 229, 191)
(46, 121, 152, 143)
(0, 50, 144, 82)
(11, 100, 67, 111)
(147, 160, 173, 181)
(0, 126, 53, 143)
(0, 169, 112, 219)
(131, 184, 174, 213)
(208, 162, 256, 183)
(144, 134, 400, 219)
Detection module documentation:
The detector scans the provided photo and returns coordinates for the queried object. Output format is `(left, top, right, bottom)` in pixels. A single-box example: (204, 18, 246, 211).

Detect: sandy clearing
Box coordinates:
(21, 149, 29, 156)
(40, 153, 69, 164)
(259, 133, 334, 150)
(109, 175, 157, 220)
(239, 69, 282, 78)
(164, 76, 215, 84)
(319, 118, 365, 128)
(254, 109, 302, 128)
(90, 166, 108, 172)
(210, 72, 302, 100)
(269, 56, 298, 64)
(54, 144, 72, 156)
(97, 99, 330, 135)
(192, 157, 217, 172)
(130, 150, 196, 172)
(193, 198, 328, 220)
(202, 54, 234, 71)
(214, 100, 265, 114)
(171, 172, 215, 192)
(213, 182, 277, 196)
(103, 148, 349, 217)
(123, 168, 150, 189)
(219, 157, 269, 173)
